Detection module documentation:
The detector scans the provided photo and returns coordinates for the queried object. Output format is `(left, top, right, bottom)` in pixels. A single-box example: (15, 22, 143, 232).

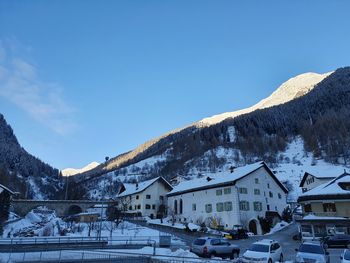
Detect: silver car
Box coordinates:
(190, 237, 240, 259)
(295, 241, 330, 263)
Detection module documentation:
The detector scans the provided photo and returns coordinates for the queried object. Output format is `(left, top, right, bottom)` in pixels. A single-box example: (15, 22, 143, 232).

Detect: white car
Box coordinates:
(341, 249, 350, 263)
(242, 239, 283, 263)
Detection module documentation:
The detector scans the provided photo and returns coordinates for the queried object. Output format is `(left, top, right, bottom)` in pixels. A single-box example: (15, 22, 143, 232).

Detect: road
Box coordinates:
(138, 222, 345, 262)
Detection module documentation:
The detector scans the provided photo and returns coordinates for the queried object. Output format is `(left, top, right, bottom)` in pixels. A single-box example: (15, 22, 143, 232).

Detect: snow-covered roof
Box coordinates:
(299, 167, 346, 187)
(299, 172, 350, 201)
(302, 214, 350, 221)
(0, 184, 16, 195)
(167, 162, 288, 196)
(117, 176, 172, 198)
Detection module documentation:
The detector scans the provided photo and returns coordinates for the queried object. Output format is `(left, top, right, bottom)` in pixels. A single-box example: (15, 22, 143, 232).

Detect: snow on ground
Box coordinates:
(3, 210, 185, 247)
(0, 247, 238, 263)
(266, 221, 290, 235)
(273, 137, 349, 201)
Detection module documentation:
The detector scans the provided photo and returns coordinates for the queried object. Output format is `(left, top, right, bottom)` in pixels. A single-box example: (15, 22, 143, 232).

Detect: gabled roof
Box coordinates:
(299, 168, 342, 187)
(298, 171, 350, 202)
(0, 184, 16, 195)
(117, 176, 172, 198)
(167, 162, 288, 197)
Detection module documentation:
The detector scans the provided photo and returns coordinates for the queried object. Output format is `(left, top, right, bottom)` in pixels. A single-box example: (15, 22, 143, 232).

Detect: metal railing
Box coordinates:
(8, 249, 237, 263)
(0, 236, 109, 245)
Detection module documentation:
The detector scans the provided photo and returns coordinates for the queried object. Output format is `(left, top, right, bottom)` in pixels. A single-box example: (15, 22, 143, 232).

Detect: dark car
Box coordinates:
(325, 234, 350, 248)
(224, 229, 248, 240)
(224, 225, 248, 240)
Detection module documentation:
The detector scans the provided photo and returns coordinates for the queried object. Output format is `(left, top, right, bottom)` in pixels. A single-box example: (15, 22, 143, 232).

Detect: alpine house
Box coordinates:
(166, 162, 288, 234)
(297, 171, 350, 239)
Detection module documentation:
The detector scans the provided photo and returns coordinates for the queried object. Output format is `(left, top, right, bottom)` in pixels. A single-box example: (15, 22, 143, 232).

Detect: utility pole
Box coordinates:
(64, 175, 69, 200)
(98, 156, 109, 240)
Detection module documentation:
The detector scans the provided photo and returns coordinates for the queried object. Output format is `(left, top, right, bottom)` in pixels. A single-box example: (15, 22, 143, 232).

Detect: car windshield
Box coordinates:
(193, 239, 206, 246)
(249, 244, 269, 252)
(299, 244, 324, 254)
(344, 250, 350, 260)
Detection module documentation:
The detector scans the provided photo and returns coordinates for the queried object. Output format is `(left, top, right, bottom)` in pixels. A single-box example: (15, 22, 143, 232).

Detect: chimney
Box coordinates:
(230, 166, 236, 173)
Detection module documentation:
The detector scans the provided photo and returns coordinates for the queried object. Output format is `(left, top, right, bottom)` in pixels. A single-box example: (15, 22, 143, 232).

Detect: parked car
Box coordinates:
(242, 239, 283, 263)
(224, 225, 249, 240)
(190, 237, 240, 259)
(325, 234, 350, 248)
(341, 249, 350, 263)
(295, 241, 330, 263)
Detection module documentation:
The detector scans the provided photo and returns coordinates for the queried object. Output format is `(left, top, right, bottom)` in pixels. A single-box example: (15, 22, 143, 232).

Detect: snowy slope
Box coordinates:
(199, 72, 332, 126)
(62, 162, 100, 176)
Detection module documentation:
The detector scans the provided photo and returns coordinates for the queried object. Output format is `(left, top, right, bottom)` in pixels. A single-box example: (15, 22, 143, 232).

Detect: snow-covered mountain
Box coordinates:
(62, 162, 100, 176)
(76, 67, 350, 202)
(199, 72, 332, 126)
(78, 70, 334, 178)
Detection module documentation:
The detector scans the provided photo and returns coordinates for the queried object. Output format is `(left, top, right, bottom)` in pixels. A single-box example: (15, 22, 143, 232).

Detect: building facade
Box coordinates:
(297, 172, 350, 239)
(299, 172, 336, 193)
(167, 162, 288, 234)
(116, 177, 173, 219)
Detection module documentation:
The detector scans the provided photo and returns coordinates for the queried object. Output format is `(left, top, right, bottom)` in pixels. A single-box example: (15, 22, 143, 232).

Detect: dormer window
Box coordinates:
(339, 182, 350, 191)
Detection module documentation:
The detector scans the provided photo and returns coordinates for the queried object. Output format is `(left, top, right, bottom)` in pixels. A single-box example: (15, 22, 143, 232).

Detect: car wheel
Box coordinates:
(268, 259, 272, 263)
(279, 254, 283, 262)
(210, 252, 217, 258)
(230, 250, 237, 259)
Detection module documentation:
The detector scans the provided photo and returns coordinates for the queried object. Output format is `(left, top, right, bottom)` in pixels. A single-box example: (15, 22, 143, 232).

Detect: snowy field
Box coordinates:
(2, 209, 185, 247)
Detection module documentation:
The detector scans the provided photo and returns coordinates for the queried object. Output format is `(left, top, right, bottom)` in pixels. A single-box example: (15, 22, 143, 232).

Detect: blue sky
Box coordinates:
(0, 1, 350, 169)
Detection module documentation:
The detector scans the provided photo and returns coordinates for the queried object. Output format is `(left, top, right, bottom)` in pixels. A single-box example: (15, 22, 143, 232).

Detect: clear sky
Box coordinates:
(0, 1, 350, 170)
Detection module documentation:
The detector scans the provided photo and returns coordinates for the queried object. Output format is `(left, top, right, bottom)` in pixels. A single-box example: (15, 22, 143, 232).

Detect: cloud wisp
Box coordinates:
(0, 40, 77, 135)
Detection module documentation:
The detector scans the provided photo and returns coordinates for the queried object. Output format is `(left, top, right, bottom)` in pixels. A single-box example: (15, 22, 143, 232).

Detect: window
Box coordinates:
(179, 199, 183, 214)
(253, 202, 262, 211)
(269, 191, 273, 198)
(152, 204, 156, 210)
(239, 201, 250, 211)
(137, 204, 141, 209)
(278, 193, 282, 199)
(304, 204, 312, 213)
(254, 189, 260, 195)
(136, 195, 139, 200)
(145, 204, 151, 209)
(216, 189, 222, 196)
(323, 203, 336, 212)
(159, 195, 164, 201)
(216, 202, 224, 212)
(146, 195, 151, 199)
(255, 178, 259, 184)
(134, 205, 137, 210)
(267, 204, 270, 211)
(224, 188, 231, 194)
(129, 206, 132, 210)
(205, 204, 212, 213)
(192, 204, 196, 211)
(174, 200, 178, 214)
(224, 202, 233, 211)
(267, 183, 270, 189)
(239, 187, 248, 194)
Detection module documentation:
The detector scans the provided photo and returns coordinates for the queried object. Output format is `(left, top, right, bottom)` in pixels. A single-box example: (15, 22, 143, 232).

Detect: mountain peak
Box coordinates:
(62, 161, 100, 176)
(198, 71, 332, 126)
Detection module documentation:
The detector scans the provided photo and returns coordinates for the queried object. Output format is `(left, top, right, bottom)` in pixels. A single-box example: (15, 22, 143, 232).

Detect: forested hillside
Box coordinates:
(0, 114, 63, 199)
(77, 67, 350, 200)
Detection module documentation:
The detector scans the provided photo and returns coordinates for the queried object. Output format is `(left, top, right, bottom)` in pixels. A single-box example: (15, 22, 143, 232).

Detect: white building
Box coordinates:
(297, 171, 350, 239)
(116, 176, 173, 219)
(167, 162, 288, 234)
(299, 172, 337, 193)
